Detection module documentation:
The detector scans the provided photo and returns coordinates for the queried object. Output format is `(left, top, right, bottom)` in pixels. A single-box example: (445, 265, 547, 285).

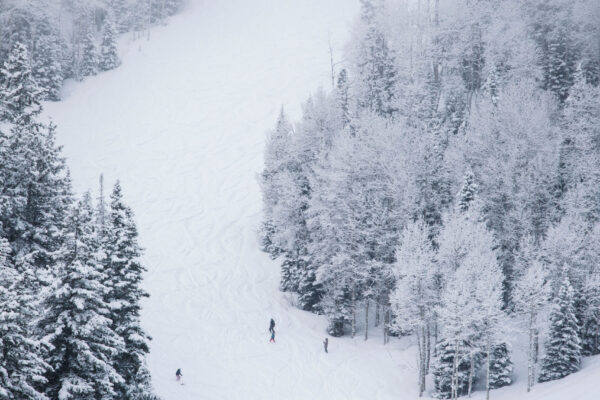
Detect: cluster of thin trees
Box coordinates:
(260, 0, 600, 398)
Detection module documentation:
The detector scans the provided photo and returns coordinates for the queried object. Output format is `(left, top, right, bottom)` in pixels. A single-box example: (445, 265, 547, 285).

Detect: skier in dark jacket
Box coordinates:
(323, 338, 328, 353)
(176, 368, 182, 381)
(269, 318, 275, 333)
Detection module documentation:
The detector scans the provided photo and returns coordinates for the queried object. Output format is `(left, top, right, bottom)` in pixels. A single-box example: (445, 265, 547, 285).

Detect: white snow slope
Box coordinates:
(43, 1, 599, 399)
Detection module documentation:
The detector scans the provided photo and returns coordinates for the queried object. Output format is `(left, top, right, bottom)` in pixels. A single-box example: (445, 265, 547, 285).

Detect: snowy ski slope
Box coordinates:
(43, 0, 598, 399)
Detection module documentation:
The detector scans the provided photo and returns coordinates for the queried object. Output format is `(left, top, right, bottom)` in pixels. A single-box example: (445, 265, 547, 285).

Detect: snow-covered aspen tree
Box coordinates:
(391, 219, 436, 396)
(514, 253, 549, 391)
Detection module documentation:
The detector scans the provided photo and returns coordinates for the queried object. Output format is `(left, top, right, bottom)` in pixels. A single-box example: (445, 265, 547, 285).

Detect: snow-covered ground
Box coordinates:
(43, 0, 598, 399)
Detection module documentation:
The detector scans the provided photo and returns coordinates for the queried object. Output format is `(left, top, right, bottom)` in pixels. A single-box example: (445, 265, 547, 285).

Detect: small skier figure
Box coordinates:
(175, 368, 182, 382)
(269, 318, 275, 333)
(270, 329, 276, 343)
(323, 338, 328, 353)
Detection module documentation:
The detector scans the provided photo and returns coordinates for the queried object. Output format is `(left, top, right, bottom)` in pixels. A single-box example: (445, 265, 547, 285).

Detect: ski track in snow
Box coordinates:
(42, 1, 599, 399)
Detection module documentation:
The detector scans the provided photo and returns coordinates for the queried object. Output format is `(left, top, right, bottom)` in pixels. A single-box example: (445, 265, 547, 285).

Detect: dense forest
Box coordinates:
(0, 0, 182, 100)
(260, 0, 600, 398)
(0, 1, 182, 399)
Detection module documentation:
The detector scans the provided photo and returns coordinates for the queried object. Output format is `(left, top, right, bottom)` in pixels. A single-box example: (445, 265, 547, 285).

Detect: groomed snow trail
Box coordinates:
(43, 1, 415, 399)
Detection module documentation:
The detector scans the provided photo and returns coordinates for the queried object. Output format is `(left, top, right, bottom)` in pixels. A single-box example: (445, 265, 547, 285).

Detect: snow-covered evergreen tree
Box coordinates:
(260, 108, 293, 260)
(352, 0, 398, 118)
(0, 235, 48, 400)
(104, 181, 155, 399)
(537, 22, 577, 103)
(109, 0, 131, 33)
(42, 193, 125, 400)
(457, 169, 476, 213)
(32, 33, 64, 101)
(0, 44, 71, 282)
(432, 339, 472, 399)
(488, 343, 513, 389)
(79, 28, 98, 78)
(538, 269, 582, 382)
(0, 42, 43, 124)
(582, 271, 600, 356)
(335, 68, 351, 128)
(99, 15, 121, 71)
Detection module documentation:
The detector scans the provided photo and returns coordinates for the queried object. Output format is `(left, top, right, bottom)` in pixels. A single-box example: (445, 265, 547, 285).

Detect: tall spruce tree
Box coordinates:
(0, 235, 48, 400)
(0, 42, 43, 124)
(432, 339, 472, 399)
(260, 108, 292, 260)
(109, 0, 131, 33)
(99, 15, 120, 71)
(354, 0, 398, 118)
(80, 28, 98, 78)
(538, 269, 582, 382)
(32, 33, 64, 101)
(42, 193, 125, 400)
(0, 42, 71, 282)
(104, 181, 154, 399)
(457, 169, 477, 212)
(488, 343, 513, 389)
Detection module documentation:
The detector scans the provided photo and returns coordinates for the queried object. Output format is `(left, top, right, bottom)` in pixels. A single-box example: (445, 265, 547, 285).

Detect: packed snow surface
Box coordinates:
(43, 0, 598, 399)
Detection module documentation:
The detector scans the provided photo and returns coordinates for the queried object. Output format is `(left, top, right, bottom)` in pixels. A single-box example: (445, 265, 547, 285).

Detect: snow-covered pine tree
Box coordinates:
(32, 33, 64, 101)
(99, 14, 120, 71)
(582, 272, 600, 356)
(109, 0, 131, 33)
(0, 235, 49, 400)
(279, 254, 299, 292)
(317, 253, 354, 337)
(561, 70, 600, 224)
(260, 108, 292, 260)
(538, 269, 582, 382)
(131, 0, 152, 35)
(80, 27, 98, 78)
(542, 25, 577, 103)
(432, 339, 472, 399)
(297, 258, 322, 313)
(42, 193, 125, 400)
(353, 0, 398, 118)
(104, 181, 155, 399)
(457, 169, 476, 212)
(126, 362, 161, 400)
(335, 68, 351, 128)
(163, 0, 182, 16)
(0, 44, 72, 282)
(149, 0, 181, 23)
(0, 42, 43, 124)
(488, 343, 513, 390)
